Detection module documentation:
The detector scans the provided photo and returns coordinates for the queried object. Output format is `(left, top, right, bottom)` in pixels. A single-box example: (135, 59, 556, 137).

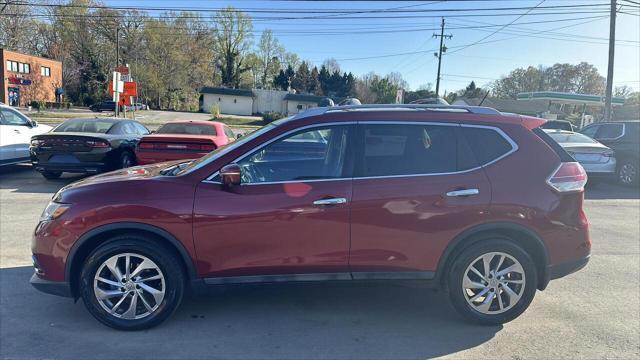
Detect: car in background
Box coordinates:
(126, 103, 148, 111)
(0, 104, 52, 166)
(540, 120, 576, 132)
(544, 129, 615, 181)
(580, 120, 640, 185)
(135, 120, 236, 165)
(30, 118, 150, 179)
(31, 105, 590, 330)
(89, 101, 116, 112)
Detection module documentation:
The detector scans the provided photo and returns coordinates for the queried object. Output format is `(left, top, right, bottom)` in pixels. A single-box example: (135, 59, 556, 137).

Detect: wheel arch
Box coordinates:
(65, 222, 197, 298)
(435, 222, 550, 291)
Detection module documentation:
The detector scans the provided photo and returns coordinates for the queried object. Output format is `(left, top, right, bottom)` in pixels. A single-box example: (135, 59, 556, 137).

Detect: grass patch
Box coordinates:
(214, 117, 264, 127)
(28, 112, 90, 119)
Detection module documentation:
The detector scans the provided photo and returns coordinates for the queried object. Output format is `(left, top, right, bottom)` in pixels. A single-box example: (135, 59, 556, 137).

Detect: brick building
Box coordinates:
(1, 49, 63, 106)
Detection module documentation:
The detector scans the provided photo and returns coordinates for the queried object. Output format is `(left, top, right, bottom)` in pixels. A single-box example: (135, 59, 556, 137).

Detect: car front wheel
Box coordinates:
(448, 239, 537, 325)
(79, 236, 184, 330)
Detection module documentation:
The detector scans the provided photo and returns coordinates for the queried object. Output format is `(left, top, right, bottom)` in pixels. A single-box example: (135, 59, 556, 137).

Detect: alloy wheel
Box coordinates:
(93, 253, 165, 320)
(619, 163, 637, 185)
(462, 252, 526, 315)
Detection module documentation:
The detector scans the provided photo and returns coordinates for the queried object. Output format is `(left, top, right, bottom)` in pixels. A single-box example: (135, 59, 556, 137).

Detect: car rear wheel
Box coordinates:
(618, 159, 638, 186)
(120, 152, 134, 169)
(79, 236, 184, 330)
(447, 239, 537, 325)
(41, 171, 62, 180)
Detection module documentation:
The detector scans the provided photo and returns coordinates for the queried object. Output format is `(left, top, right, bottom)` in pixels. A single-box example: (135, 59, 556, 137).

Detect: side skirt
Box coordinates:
(200, 271, 436, 286)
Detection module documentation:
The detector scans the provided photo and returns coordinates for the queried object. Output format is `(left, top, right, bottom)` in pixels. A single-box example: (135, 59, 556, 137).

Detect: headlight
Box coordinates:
(40, 201, 71, 222)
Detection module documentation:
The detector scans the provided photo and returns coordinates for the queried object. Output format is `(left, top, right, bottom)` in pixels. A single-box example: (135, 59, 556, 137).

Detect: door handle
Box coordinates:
(446, 189, 479, 197)
(313, 197, 347, 206)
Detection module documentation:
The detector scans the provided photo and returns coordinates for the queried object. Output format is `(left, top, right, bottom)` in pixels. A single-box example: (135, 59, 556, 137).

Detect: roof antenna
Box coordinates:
(478, 90, 490, 106)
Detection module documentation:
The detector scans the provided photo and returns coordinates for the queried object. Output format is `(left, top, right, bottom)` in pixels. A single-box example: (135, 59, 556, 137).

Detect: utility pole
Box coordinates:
(603, 0, 616, 122)
(116, 27, 120, 67)
(433, 18, 452, 99)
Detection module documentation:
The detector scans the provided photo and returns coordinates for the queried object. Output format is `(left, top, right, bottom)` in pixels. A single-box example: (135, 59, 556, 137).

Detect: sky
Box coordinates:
(102, 0, 640, 94)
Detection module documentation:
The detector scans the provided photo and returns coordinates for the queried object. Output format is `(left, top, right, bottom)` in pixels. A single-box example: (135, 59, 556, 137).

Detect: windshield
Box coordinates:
(54, 119, 115, 133)
(548, 132, 597, 144)
(176, 122, 279, 175)
(156, 123, 217, 136)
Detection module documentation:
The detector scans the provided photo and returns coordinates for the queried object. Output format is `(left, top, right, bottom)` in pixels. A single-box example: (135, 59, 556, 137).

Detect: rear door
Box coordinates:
(0, 107, 33, 162)
(349, 122, 493, 278)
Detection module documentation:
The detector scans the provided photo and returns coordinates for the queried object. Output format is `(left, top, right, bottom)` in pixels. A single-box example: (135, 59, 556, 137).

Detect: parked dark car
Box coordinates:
(580, 120, 640, 185)
(30, 118, 150, 179)
(31, 105, 590, 330)
(540, 120, 576, 132)
(89, 101, 116, 112)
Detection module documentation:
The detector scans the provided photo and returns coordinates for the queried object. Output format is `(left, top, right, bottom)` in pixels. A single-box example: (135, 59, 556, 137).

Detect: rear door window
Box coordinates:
(355, 124, 459, 177)
(595, 124, 624, 140)
(580, 124, 600, 138)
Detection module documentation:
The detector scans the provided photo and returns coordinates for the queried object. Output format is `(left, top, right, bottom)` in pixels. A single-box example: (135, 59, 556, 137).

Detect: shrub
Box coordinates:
(262, 111, 286, 124)
(209, 104, 221, 120)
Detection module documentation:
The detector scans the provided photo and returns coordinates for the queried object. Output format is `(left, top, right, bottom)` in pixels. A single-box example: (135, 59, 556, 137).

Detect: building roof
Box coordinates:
(454, 97, 549, 116)
(0, 48, 62, 65)
(517, 91, 625, 106)
(284, 93, 326, 103)
(200, 87, 254, 97)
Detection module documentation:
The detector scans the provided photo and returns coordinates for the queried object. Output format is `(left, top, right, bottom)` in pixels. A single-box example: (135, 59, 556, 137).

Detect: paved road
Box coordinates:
(1, 165, 638, 359)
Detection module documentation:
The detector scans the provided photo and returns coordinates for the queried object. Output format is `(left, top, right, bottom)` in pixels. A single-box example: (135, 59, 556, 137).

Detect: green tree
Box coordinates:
(256, 30, 283, 88)
(212, 7, 253, 88)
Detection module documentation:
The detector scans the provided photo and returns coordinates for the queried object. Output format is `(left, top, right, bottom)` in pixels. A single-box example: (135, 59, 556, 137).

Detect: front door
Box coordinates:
(0, 107, 33, 162)
(193, 124, 354, 280)
(348, 122, 492, 279)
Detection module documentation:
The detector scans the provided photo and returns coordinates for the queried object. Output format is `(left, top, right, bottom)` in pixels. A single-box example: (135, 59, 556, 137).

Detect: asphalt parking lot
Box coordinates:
(1, 165, 638, 359)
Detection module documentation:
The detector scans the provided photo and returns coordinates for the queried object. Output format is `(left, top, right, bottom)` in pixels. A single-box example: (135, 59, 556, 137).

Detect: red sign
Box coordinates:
(115, 66, 129, 75)
(108, 81, 137, 106)
(8, 77, 32, 86)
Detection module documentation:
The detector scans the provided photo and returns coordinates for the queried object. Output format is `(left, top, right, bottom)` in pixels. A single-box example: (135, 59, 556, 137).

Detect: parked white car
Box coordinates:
(0, 104, 52, 166)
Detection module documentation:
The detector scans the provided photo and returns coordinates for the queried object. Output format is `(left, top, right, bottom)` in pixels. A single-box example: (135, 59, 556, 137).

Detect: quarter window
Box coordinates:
(580, 125, 599, 138)
(234, 125, 351, 184)
(357, 124, 459, 177)
(460, 126, 514, 166)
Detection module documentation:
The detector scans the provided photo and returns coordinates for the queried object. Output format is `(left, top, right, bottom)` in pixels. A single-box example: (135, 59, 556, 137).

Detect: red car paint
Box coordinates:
(135, 121, 234, 165)
(32, 108, 589, 293)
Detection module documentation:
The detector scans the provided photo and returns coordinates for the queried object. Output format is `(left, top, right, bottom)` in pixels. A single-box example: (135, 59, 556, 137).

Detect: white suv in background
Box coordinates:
(0, 104, 52, 166)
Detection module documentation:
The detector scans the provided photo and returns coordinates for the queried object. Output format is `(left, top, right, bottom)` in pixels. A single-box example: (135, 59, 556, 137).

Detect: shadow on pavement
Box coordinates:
(0, 164, 85, 194)
(584, 181, 640, 200)
(1, 266, 500, 359)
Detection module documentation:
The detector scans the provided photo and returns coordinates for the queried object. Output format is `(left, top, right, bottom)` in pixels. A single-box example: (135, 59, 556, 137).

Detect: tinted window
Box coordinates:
(157, 123, 216, 136)
(358, 124, 458, 177)
(236, 125, 350, 183)
(132, 122, 149, 135)
(223, 126, 235, 139)
(461, 127, 513, 165)
(580, 125, 600, 138)
(596, 124, 624, 139)
(55, 119, 115, 133)
(548, 132, 597, 144)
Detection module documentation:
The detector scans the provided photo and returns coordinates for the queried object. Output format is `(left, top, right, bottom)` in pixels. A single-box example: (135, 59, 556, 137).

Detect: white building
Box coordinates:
(200, 87, 328, 116)
(200, 87, 255, 116)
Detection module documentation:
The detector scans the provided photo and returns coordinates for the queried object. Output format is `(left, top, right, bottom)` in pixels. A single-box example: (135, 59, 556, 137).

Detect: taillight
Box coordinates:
(546, 162, 588, 193)
(200, 144, 216, 151)
(138, 142, 155, 149)
(603, 150, 615, 158)
(85, 140, 110, 148)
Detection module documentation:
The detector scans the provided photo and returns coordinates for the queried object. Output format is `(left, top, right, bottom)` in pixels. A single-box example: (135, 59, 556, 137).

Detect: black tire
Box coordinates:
(447, 239, 537, 325)
(120, 152, 135, 169)
(79, 235, 185, 330)
(617, 159, 639, 186)
(41, 171, 62, 180)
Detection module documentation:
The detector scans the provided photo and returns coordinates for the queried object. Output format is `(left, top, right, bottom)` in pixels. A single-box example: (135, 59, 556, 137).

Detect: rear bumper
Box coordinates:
(33, 162, 107, 174)
(136, 151, 206, 165)
(30, 273, 73, 298)
(539, 255, 590, 290)
(581, 159, 616, 175)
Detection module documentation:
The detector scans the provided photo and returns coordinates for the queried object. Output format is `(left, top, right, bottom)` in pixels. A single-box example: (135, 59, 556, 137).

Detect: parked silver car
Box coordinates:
(545, 129, 616, 180)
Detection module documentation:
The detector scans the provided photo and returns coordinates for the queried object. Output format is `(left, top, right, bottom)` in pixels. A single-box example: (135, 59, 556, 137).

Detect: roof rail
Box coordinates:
(322, 104, 501, 115)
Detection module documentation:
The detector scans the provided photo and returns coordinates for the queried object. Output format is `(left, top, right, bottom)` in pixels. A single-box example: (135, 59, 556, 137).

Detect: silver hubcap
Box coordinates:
(462, 252, 526, 315)
(619, 163, 636, 184)
(93, 253, 165, 320)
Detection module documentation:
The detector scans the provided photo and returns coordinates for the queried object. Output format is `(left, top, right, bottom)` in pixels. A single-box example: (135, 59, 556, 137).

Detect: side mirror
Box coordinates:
(236, 133, 243, 139)
(220, 163, 241, 187)
(30, 120, 38, 128)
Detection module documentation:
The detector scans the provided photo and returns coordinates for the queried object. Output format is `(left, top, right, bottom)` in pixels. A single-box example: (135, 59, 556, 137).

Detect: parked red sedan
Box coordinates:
(135, 120, 235, 165)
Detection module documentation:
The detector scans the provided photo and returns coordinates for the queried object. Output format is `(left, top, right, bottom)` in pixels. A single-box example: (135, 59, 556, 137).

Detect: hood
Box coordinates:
(34, 124, 53, 135)
(54, 160, 188, 203)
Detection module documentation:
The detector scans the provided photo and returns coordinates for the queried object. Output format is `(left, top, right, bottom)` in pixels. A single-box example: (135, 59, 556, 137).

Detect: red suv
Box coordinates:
(31, 105, 590, 330)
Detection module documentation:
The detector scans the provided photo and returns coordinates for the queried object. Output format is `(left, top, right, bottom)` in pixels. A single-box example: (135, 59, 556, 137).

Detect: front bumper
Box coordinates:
(30, 273, 73, 298)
